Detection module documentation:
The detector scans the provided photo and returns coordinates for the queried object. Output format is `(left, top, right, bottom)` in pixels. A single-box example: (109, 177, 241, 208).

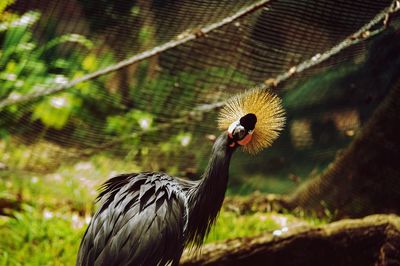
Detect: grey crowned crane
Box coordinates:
(76, 89, 285, 266)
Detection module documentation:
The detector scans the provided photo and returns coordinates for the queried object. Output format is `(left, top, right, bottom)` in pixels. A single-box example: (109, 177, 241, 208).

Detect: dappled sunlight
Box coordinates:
(329, 109, 360, 136)
(290, 119, 313, 149)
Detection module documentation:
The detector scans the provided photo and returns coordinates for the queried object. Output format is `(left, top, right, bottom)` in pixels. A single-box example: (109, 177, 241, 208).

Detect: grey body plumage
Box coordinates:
(76, 133, 236, 266)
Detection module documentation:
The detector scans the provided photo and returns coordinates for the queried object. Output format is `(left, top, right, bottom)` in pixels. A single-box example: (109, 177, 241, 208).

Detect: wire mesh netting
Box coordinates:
(1, 0, 400, 196)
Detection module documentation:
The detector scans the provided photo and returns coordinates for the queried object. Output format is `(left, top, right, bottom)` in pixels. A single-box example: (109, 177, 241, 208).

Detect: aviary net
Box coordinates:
(1, 0, 399, 197)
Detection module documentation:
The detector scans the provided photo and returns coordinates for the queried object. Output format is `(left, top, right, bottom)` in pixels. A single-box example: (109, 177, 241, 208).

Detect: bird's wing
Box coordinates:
(76, 172, 188, 266)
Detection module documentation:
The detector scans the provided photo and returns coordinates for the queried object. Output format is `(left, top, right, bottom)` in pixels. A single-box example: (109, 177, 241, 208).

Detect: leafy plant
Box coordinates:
(0, 10, 112, 130)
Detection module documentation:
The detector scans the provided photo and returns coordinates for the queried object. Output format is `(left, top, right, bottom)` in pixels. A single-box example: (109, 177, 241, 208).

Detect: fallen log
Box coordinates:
(181, 214, 400, 266)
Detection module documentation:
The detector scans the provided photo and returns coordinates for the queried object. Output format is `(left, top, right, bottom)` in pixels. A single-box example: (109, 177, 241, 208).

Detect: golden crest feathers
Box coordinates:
(218, 89, 285, 154)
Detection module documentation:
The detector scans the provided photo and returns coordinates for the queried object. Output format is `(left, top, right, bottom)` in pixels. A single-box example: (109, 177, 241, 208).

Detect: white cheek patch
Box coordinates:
(227, 120, 240, 138)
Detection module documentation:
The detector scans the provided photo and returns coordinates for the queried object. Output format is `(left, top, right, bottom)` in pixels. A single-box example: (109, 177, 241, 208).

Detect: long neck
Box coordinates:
(187, 132, 236, 245)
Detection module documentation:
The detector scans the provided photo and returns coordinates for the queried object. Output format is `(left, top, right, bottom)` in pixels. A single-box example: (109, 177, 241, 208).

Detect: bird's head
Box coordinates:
(227, 113, 257, 146)
(218, 89, 285, 154)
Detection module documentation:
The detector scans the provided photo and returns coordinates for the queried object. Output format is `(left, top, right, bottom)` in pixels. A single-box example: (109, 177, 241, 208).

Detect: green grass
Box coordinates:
(0, 205, 86, 266)
(0, 204, 283, 266)
(206, 211, 279, 243)
(0, 154, 318, 265)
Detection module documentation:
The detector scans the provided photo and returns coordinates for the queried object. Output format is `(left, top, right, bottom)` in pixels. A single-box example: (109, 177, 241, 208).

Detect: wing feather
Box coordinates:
(77, 172, 187, 266)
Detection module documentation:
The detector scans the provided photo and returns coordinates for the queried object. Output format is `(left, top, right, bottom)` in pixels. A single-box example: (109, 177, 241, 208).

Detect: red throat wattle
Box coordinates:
(237, 133, 252, 145)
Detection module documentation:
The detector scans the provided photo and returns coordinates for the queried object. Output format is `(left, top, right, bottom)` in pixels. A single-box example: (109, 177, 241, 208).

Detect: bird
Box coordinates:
(76, 89, 285, 266)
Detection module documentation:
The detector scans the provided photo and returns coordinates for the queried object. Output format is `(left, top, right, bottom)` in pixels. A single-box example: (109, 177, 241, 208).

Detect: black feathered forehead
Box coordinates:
(239, 113, 257, 131)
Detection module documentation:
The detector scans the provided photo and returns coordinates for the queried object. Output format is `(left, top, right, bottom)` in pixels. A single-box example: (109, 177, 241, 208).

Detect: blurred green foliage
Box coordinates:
(0, 7, 256, 178)
(106, 110, 154, 135)
(0, 8, 113, 131)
